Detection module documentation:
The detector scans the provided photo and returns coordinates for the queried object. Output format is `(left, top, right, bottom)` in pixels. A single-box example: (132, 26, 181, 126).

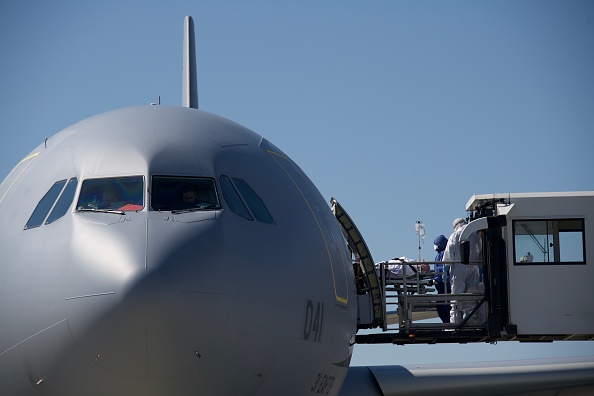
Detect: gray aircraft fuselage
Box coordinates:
(0, 105, 357, 395)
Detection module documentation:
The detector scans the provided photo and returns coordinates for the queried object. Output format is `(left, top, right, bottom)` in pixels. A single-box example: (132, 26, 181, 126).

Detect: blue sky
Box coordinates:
(2, 1, 593, 366)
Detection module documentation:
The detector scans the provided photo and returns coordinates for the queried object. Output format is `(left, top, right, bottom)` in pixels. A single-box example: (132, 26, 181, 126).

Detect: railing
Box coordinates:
(379, 261, 487, 333)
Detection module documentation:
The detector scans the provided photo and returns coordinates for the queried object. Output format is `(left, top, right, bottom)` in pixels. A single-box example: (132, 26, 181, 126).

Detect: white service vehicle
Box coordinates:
(461, 191, 594, 340)
(348, 191, 594, 345)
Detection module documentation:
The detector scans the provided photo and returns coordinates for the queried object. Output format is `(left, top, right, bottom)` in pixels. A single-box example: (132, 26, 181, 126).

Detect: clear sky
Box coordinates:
(2, 1, 593, 366)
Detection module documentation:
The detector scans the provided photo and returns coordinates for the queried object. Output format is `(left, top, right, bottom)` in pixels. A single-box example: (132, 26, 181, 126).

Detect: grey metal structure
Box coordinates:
(0, 16, 593, 396)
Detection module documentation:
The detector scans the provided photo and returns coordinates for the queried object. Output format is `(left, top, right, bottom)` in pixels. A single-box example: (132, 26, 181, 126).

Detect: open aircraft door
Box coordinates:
(331, 198, 383, 329)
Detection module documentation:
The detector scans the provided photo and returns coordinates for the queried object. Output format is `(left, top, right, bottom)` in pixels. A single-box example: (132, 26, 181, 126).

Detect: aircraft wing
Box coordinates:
(340, 355, 594, 395)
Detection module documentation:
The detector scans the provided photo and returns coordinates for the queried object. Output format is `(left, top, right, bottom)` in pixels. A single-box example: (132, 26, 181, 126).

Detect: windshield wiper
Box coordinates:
(78, 208, 126, 215)
(171, 205, 216, 214)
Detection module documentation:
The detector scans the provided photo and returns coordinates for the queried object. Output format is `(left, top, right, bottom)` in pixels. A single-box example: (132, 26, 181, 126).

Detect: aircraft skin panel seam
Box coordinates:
(0, 152, 39, 204)
(0, 319, 68, 357)
(64, 292, 116, 300)
(145, 218, 149, 269)
(267, 149, 349, 304)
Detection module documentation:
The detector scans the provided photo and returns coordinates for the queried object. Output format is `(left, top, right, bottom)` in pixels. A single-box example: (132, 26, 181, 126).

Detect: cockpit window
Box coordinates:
(76, 176, 144, 211)
(46, 177, 78, 224)
(25, 179, 67, 229)
(231, 177, 275, 225)
(151, 176, 220, 211)
(220, 175, 253, 220)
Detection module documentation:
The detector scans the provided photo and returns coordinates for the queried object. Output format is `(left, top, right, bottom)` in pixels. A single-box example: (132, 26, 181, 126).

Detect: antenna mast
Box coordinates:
(415, 220, 425, 261)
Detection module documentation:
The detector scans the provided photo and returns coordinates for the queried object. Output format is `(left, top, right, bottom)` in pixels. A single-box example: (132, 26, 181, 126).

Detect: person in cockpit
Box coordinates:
(98, 188, 119, 209)
(181, 185, 213, 209)
(182, 187, 198, 206)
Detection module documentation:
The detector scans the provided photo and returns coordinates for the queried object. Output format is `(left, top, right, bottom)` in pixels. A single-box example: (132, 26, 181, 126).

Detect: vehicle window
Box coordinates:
(219, 175, 252, 220)
(25, 180, 67, 229)
(151, 176, 220, 211)
(46, 178, 78, 224)
(77, 176, 144, 211)
(513, 219, 585, 264)
(232, 177, 275, 224)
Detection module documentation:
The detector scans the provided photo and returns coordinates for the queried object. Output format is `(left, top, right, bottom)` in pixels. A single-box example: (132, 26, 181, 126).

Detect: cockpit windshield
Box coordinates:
(151, 176, 220, 211)
(76, 176, 144, 211)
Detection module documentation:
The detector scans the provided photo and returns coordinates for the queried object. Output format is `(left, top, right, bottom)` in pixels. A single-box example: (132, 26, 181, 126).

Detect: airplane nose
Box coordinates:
(57, 213, 225, 394)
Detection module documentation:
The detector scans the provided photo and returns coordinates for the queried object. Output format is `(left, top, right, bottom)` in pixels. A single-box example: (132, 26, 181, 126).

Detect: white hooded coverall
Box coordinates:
(443, 222, 483, 324)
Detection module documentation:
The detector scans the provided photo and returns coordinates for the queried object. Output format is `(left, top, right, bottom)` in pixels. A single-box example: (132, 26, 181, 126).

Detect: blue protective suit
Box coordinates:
(433, 234, 451, 323)
(433, 234, 450, 284)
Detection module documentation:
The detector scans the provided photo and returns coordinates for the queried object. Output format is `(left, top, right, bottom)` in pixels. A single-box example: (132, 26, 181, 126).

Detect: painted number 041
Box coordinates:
(303, 300, 324, 343)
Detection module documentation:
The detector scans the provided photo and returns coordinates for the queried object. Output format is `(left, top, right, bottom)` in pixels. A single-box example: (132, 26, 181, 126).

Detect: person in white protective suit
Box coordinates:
(442, 217, 484, 324)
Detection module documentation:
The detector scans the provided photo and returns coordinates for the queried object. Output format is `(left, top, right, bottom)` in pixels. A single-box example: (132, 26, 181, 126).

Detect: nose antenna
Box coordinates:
(182, 16, 198, 109)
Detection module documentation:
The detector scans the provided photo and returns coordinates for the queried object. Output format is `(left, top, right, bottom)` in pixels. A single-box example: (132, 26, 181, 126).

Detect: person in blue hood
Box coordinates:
(432, 234, 451, 323)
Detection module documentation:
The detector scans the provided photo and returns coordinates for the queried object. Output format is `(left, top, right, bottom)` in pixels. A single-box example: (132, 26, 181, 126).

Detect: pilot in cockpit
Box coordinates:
(98, 187, 119, 209)
(181, 185, 213, 209)
(182, 187, 197, 206)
